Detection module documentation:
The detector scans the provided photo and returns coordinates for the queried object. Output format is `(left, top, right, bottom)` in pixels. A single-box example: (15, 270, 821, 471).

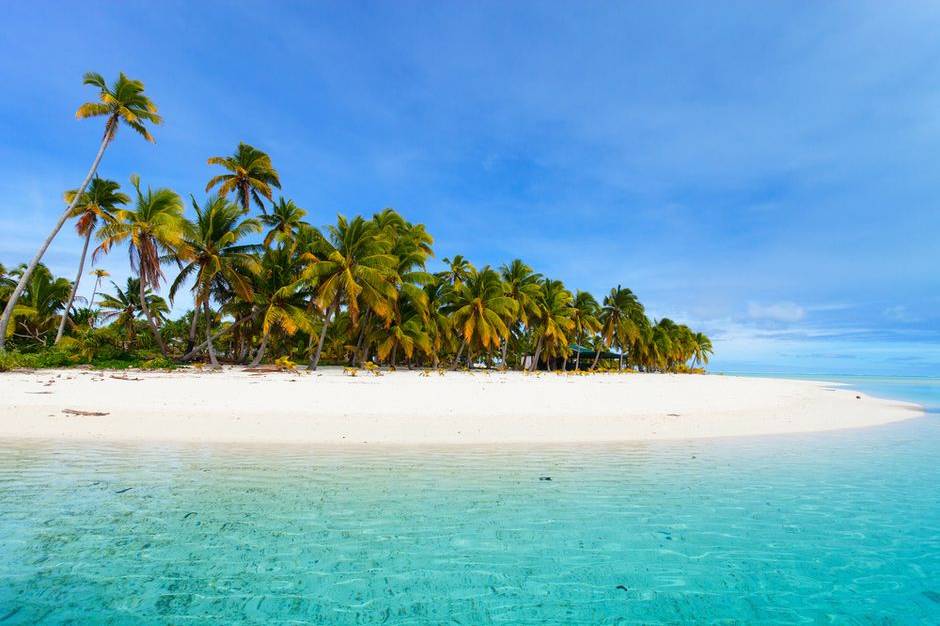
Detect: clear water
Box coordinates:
(0, 378, 938, 623)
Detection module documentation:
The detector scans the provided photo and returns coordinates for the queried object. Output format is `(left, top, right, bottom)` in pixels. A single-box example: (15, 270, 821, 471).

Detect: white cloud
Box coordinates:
(747, 301, 805, 323)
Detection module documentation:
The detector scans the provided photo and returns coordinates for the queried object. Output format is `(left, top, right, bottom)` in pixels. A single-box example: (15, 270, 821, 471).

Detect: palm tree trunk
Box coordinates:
(500, 339, 509, 369)
(309, 294, 340, 370)
(185, 305, 200, 353)
(353, 310, 372, 365)
(89, 277, 102, 328)
(138, 276, 168, 356)
(54, 229, 93, 344)
(0, 130, 111, 351)
(391, 344, 398, 368)
(249, 329, 269, 367)
(574, 335, 582, 371)
(181, 313, 254, 362)
(529, 336, 544, 371)
(590, 347, 602, 370)
(204, 300, 220, 368)
(451, 340, 467, 370)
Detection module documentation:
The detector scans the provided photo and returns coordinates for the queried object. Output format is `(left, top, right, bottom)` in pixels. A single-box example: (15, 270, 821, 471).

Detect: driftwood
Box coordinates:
(62, 408, 109, 416)
(109, 374, 142, 381)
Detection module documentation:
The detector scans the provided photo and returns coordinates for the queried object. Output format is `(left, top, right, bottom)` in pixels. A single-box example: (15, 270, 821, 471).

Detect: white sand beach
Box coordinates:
(0, 368, 923, 445)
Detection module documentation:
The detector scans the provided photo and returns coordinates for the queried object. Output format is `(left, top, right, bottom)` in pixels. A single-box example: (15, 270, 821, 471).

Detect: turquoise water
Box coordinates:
(0, 378, 938, 623)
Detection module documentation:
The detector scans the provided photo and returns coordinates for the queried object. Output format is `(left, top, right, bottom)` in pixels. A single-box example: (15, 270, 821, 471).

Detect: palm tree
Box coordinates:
(0, 72, 160, 351)
(54, 178, 128, 344)
(260, 197, 308, 248)
(445, 266, 516, 368)
(528, 279, 574, 371)
(206, 143, 281, 214)
(88, 269, 110, 326)
(248, 246, 316, 366)
(171, 195, 260, 366)
(97, 278, 169, 350)
(498, 259, 542, 366)
(96, 175, 184, 356)
(305, 216, 398, 370)
(570, 290, 601, 370)
(593, 285, 644, 371)
(3, 264, 72, 345)
(691, 331, 713, 368)
(438, 255, 475, 288)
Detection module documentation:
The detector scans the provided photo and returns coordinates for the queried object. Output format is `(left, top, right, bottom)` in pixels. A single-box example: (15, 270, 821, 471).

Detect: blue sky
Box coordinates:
(1, 1, 938, 375)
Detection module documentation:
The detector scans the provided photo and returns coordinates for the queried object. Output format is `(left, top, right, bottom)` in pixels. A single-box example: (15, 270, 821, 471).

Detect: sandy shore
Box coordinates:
(0, 367, 923, 445)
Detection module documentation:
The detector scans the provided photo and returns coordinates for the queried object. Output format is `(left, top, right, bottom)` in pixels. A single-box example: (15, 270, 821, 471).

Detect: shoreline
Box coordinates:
(0, 367, 923, 446)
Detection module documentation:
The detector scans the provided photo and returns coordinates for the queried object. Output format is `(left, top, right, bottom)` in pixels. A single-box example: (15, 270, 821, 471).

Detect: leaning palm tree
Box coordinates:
(171, 195, 260, 367)
(206, 142, 281, 214)
(0, 72, 160, 350)
(96, 175, 184, 356)
(54, 178, 128, 343)
(304, 215, 398, 370)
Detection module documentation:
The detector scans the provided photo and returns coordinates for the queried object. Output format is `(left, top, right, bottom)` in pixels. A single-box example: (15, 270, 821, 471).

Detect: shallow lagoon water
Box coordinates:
(0, 378, 938, 623)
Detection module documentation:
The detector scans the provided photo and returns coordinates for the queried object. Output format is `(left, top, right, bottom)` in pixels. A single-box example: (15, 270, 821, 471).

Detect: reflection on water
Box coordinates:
(1, 415, 938, 623)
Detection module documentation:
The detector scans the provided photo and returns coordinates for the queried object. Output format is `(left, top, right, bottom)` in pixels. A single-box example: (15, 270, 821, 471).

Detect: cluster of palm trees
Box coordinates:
(0, 71, 713, 372)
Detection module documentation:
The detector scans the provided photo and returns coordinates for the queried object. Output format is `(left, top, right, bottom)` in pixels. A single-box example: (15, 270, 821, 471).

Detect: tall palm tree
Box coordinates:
(445, 266, 516, 368)
(96, 175, 184, 356)
(248, 246, 316, 366)
(0, 72, 160, 351)
(498, 259, 542, 366)
(305, 215, 398, 370)
(570, 290, 601, 370)
(171, 195, 260, 366)
(54, 178, 128, 343)
(206, 143, 281, 214)
(88, 268, 110, 326)
(97, 277, 169, 350)
(593, 285, 644, 371)
(528, 279, 574, 371)
(260, 197, 308, 248)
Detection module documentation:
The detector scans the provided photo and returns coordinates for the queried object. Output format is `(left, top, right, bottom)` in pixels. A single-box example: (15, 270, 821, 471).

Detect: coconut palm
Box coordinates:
(171, 195, 261, 366)
(445, 266, 516, 368)
(206, 143, 281, 214)
(498, 259, 542, 366)
(305, 215, 398, 370)
(570, 290, 601, 370)
(438, 255, 475, 288)
(260, 197, 308, 249)
(593, 285, 644, 371)
(0, 72, 160, 351)
(3, 264, 72, 345)
(54, 178, 128, 343)
(88, 268, 110, 325)
(248, 246, 316, 366)
(97, 278, 169, 349)
(96, 175, 184, 356)
(528, 279, 574, 371)
(691, 331, 713, 368)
